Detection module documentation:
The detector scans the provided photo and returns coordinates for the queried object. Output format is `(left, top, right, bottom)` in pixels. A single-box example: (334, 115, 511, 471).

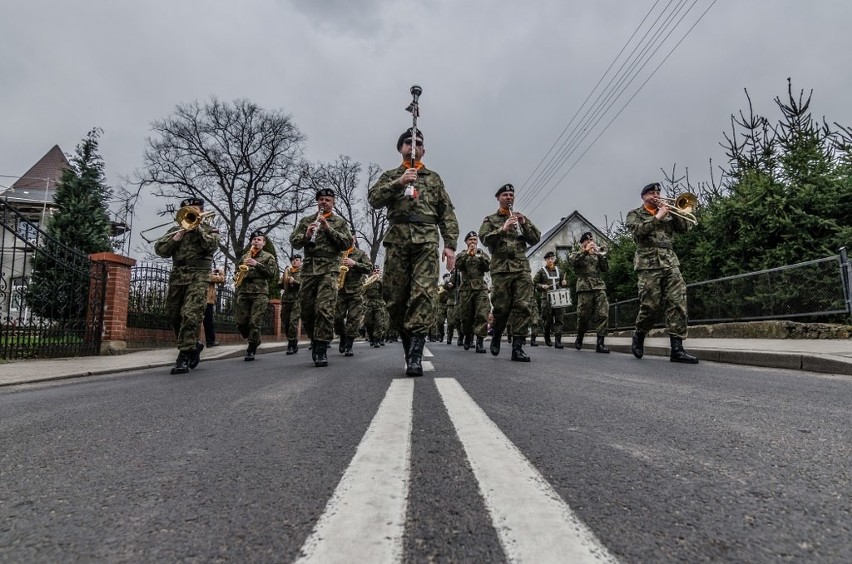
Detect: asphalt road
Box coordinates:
(2, 340, 850, 563)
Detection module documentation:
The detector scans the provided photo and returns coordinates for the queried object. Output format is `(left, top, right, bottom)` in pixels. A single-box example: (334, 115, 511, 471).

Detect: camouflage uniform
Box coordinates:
(335, 246, 373, 353)
(435, 279, 449, 341)
(569, 248, 609, 336)
(155, 223, 219, 360)
(234, 248, 278, 352)
(455, 248, 491, 341)
(368, 163, 459, 342)
(363, 275, 386, 346)
(533, 265, 565, 343)
(278, 266, 301, 344)
(625, 205, 691, 337)
(290, 213, 352, 344)
(478, 212, 541, 341)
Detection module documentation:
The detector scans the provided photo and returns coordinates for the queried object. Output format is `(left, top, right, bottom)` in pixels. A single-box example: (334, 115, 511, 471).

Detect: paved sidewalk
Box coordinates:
(1, 338, 851, 387)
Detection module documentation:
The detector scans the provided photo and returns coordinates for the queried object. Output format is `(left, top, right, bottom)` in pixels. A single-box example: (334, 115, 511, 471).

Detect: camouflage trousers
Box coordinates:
(235, 292, 269, 347)
(166, 279, 207, 352)
(576, 289, 609, 335)
(445, 302, 460, 334)
(538, 297, 565, 335)
(299, 272, 339, 342)
(382, 242, 438, 337)
(335, 292, 365, 338)
(364, 300, 387, 340)
(490, 272, 535, 337)
(280, 299, 301, 341)
(529, 295, 542, 336)
(459, 288, 490, 337)
(434, 303, 448, 336)
(635, 267, 688, 338)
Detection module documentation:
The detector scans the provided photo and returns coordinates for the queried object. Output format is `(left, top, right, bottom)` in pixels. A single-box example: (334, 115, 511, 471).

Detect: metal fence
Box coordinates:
(0, 203, 106, 359)
(563, 248, 852, 332)
(128, 262, 273, 335)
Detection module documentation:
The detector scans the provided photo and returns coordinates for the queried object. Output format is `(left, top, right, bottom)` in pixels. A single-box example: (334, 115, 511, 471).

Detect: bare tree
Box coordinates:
(360, 163, 387, 265)
(138, 97, 313, 266)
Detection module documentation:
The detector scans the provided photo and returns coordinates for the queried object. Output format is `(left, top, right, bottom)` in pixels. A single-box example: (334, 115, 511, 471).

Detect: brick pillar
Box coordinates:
(269, 298, 282, 340)
(89, 252, 137, 355)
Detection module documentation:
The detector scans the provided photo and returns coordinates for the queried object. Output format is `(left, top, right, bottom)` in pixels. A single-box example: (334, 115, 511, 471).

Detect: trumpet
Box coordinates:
(654, 192, 699, 225)
(363, 272, 381, 288)
(585, 242, 607, 257)
(140, 205, 216, 243)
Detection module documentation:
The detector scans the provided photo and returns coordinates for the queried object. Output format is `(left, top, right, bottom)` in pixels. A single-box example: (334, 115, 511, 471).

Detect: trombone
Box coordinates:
(140, 205, 216, 243)
(654, 192, 699, 225)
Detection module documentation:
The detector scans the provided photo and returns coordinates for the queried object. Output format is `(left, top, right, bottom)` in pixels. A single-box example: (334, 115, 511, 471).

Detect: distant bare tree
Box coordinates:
(138, 97, 313, 266)
(360, 163, 387, 265)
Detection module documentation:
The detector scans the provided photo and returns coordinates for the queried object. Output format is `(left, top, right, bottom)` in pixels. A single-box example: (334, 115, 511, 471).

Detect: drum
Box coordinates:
(547, 289, 572, 308)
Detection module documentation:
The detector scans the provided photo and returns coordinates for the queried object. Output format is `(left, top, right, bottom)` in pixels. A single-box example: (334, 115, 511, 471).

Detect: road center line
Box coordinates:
(296, 379, 413, 564)
(435, 378, 617, 563)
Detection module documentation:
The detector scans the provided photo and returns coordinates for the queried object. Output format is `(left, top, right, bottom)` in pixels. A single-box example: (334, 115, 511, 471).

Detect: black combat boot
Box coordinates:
(406, 335, 425, 377)
(189, 341, 204, 369)
(475, 336, 486, 353)
(310, 340, 317, 363)
(314, 341, 329, 367)
(344, 336, 354, 357)
(530, 334, 538, 347)
(401, 333, 412, 363)
(339, 338, 346, 354)
(170, 351, 190, 374)
(554, 334, 564, 349)
(544, 331, 553, 347)
(631, 331, 645, 359)
(511, 336, 531, 362)
(437, 331, 444, 344)
(574, 331, 585, 350)
(446, 327, 454, 345)
(244, 342, 257, 361)
(596, 335, 610, 353)
(286, 340, 298, 355)
(463, 334, 472, 351)
(456, 334, 464, 346)
(670, 336, 699, 364)
(490, 332, 502, 356)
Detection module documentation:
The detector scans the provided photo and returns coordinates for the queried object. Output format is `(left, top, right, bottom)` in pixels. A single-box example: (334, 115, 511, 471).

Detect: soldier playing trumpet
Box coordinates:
(569, 231, 610, 353)
(235, 230, 278, 361)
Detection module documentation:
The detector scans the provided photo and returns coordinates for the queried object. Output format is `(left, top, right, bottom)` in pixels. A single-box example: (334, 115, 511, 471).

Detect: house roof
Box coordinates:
(526, 209, 609, 256)
(6, 145, 69, 206)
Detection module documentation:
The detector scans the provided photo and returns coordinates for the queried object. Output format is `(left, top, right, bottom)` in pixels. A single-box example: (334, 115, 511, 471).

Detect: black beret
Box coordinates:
(495, 183, 514, 197)
(290, 254, 302, 260)
(641, 182, 662, 196)
(249, 230, 266, 240)
(180, 197, 204, 208)
(316, 188, 335, 199)
(464, 231, 478, 241)
(579, 231, 593, 243)
(396, 127, 424, 151)
(544, 251, 556, 259)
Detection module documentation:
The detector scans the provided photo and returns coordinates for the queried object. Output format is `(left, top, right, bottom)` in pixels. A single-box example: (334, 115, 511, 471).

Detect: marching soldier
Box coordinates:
(278, 254, 302, 355)
(234, 230, 278, 361)
(335, 236, 373, 356)
(368, 127, 459, 376)
(363, 266, 386, 347)
(626, 182, 699, 364)
(435, 273, 451, 343)
(569, 231, 610, 353)
(155, 197, 219, 374)
(455, 231, 491, 353)
(290, 188, 353, 367)
(478, 183, 541, 361)
(533, 251, 566, 349)
(442, 271, 458, 344)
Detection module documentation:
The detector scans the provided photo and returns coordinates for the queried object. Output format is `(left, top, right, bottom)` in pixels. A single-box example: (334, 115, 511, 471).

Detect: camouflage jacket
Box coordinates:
(443, 270, 460, 305)
(154, 224, 219, 286)
(454, 249, 490, 291)
(338, 247, 373, 295)
(363, 278, 384, 304)
(290, 213, 352, 276)
(278, 266, 301, 302)
(235, 249, 278, 295)
(625, 206, 691, 271)
(478, 211, 541, 274)
(569, 250, 608, 291)
(533, 266, 563, 292)
(368, 163, 459, 250)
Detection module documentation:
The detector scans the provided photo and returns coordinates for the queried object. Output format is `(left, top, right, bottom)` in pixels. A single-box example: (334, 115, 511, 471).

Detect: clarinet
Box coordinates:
(404, 85, 422, 198)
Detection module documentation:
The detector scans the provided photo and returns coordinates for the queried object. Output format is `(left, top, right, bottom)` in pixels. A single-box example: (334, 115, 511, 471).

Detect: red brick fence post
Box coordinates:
(89, 252, 136, 355)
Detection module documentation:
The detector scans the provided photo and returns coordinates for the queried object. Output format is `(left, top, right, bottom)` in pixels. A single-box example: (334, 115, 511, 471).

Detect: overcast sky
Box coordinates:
(2, 0, 851, 260)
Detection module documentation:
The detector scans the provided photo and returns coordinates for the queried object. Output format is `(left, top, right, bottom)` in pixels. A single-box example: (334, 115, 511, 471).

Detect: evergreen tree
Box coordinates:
(28, 128, 114, 321)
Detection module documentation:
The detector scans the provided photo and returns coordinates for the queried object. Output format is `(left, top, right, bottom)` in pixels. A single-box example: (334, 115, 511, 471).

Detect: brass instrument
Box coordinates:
(363, 272, 381, 288)
(139, 205, 216, 243)
(585, 242, 607, 257)
(234, 247, 259, 288)
(281, 266, 292, 288)
(654, 192, 699, 225)
(337, 248, 353, 289)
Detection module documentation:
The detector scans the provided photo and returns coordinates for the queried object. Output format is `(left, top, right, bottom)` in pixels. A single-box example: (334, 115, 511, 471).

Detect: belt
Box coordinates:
(173, 259, 212, 268)
(388, 213, 438, 225)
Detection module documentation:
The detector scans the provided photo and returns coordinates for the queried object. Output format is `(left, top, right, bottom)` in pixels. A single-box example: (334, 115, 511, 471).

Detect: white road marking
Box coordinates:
(296, 379, 413, 564)
(423, 346, 433, 358)
(422, 360, 434, 372)
(435, 378, 618, 563)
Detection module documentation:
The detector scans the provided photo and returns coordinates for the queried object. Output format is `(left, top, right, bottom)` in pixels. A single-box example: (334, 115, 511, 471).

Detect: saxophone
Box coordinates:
(337, 247, 353, 289)
(234, 247, 259, 288)
(362, 272, 381, 288)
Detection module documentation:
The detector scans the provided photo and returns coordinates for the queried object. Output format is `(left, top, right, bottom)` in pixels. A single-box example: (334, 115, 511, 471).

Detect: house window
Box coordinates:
(16, 218, 39, 244)
(555, 245, 571, 261)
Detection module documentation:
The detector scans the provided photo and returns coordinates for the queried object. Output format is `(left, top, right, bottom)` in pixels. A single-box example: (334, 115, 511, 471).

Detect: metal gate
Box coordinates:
(0, 203, 106, 359)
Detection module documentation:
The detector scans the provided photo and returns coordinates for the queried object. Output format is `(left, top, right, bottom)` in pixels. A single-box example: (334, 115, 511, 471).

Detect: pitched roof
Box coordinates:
(526, 210, 609, 256)
(6, 145, 70, 206)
